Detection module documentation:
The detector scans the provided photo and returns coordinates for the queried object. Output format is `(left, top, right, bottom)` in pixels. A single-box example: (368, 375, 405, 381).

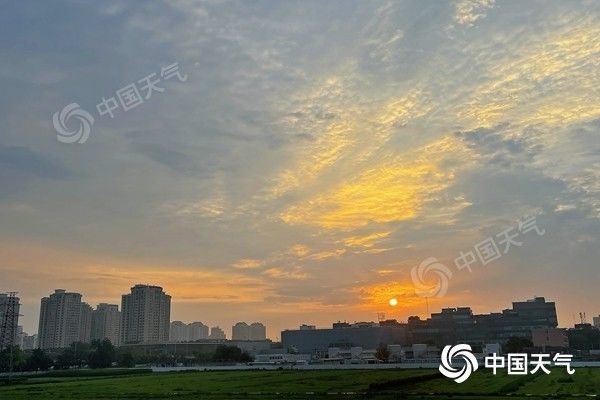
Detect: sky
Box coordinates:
(1, 0, 599, 340)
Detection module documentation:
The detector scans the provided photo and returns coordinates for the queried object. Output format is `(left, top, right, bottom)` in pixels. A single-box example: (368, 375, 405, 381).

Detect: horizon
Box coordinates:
(11, 286, 574, 340)
(2, 1, 599, 344)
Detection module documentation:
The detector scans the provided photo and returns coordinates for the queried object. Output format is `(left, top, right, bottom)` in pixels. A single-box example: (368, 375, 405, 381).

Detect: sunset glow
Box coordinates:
(1, 1, 599, 341)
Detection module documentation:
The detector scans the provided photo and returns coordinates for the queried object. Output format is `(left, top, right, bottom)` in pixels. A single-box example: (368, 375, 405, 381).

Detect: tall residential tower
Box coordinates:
(121, 285, 171, 344)
(91, 303, 121, 345)
(37, 289, 90, 349)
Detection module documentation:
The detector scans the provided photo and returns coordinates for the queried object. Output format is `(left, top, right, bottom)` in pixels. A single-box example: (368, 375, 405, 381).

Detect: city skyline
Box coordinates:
(3, 285, 591, 342)
(1, 1, 599, 343)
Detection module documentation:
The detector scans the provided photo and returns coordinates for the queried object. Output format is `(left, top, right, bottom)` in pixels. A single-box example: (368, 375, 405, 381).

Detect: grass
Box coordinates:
(0, 367, 598, 399)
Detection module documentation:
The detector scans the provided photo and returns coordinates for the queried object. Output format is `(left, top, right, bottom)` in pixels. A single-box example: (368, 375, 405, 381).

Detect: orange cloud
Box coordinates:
(281, 136, 472, 229)
(232, 258, 263, 269)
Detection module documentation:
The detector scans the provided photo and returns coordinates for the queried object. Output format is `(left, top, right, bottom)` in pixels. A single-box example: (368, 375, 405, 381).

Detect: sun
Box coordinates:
(389, 298, 398, 307)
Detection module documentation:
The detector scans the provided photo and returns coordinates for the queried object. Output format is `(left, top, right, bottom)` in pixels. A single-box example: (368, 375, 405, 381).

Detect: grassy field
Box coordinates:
(0, 368, 599, 399)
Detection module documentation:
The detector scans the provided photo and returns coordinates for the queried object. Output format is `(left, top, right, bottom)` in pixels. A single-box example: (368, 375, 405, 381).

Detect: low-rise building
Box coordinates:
(532, 328, 569, 350)
(254, 352, 310, 364)
(407, 297, 559, 347)
(282, 320, 408, 355)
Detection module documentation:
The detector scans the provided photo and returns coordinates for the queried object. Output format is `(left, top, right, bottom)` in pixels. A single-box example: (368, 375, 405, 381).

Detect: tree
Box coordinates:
(0, 346, 25, 372)
(240, 351, 253, 363)
(55, 348, 76, 370)
(24, 349, 53, 371)
(70, 342, 91, 367)
(375, 344, 390, 363)
(88, 339, 115, 369)
(117, 352, 135, 368)
(505, 337, 533, 353)
(213, 345, 245, 362)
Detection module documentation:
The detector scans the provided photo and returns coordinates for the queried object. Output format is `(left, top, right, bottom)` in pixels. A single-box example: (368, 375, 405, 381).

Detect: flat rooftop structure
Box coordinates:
(281, 323, 408, 354)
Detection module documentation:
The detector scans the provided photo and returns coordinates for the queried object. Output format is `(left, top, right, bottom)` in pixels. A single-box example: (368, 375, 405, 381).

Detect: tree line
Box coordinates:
(0, 342, 253, 372)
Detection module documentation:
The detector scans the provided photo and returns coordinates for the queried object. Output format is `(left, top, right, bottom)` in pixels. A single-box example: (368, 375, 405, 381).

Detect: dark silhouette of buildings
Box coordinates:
(407, 297, 558, 347)
(282, 297, 559, 354)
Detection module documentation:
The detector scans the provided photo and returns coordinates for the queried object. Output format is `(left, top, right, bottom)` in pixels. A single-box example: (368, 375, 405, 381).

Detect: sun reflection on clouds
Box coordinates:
(281, 136, 473, 229)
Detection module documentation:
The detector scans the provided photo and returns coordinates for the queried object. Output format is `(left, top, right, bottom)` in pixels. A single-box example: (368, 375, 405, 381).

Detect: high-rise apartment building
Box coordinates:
(232, 322, 267, 340)
(170, 321, 188, 342)
(209, 326, 226, 340)
(232, 322, 250, 340)
(79, 303, 92, 344)
(170, 321, 210, 342)
(38, 289, 90, 349)
(250, 322, 267, 340)
(121, 285, 171, 344)
(189, 322, 209, 341)
(91, 303, 121, 346)
(0, 293, 20, 348)
(22, 333, 37, 350)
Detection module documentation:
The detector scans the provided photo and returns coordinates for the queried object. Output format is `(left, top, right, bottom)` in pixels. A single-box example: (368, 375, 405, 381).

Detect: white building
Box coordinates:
(170, 321, 210, 342)
(121, 285, 171, 344)
(91, 303, 121, 346)
(38, 289, 90, 349)
(189, 322, 209, 341)
(254, 353, 310, 364)
(327, 347, 378, 364)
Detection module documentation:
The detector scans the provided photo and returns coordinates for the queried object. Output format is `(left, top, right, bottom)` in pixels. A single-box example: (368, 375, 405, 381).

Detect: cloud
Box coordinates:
(1, 0, 599, 336)
(232, 258, 263, 269)
(453, 0, 495, 26)
(0, 145, 71, 180)
(343, 231, 392, 248)
(263, 267, 308, 280)
(280, 136, 473, 229)
(0, 145, 73, 201)
(454, 123, 543, 168)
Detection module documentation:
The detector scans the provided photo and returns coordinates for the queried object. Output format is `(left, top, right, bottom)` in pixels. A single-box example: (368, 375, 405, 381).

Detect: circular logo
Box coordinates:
(411, 257, 452, 298)
(439, 344, 479, 383)
(52, 103, 95, 144)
